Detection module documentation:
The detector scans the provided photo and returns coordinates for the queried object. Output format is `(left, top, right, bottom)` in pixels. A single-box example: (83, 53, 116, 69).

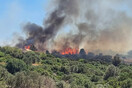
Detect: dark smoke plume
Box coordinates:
(16, 0, 132, 54)
(51, 0, 132, 54)
(16, 0, 80, 51)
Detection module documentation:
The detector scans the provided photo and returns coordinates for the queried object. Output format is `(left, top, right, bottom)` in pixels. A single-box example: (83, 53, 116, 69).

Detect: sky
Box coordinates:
(0, 0, 50, 45)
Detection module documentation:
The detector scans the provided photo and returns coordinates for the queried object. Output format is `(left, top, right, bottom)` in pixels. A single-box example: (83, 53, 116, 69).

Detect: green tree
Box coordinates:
(0, 66, 9, 81)
(39, 53, 47, 60)
(6, 59, 27, 74)
(104, 65, 119, 80)
(91, 75, 99, 82)
(60, 66, 70, 74)
(121, 79, 132, 88)
(0, 51, 4, 57)
(112, 54, 121, 66)
(23, 51, 40, 65)
(0, 46, 23, 59)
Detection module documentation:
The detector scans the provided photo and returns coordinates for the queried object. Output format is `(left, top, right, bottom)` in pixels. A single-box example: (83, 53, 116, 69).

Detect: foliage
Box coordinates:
(6, 58, 27, 74)
(104, 65, 119, 80)
(0, 46, 131, 88)
(120, 78, 132, 88)
(112, 54, 121, 66)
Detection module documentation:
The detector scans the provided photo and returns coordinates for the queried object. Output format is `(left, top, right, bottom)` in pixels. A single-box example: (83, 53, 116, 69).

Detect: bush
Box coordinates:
(104, 65, 119, 80)
(0, 66, 9, 81)
(112, 54, 121, 66)
(120, 79, 132, 88)
(57, 81, 70, 88)
(91, 75, 99, 82)
(6, 59, 27, 74)
(23, 51, 40, 65)
(107, 77, 119, 88)
(0, 57, 7, 62)
(60, 66, 70, 74)
(0, 52, 4, 57)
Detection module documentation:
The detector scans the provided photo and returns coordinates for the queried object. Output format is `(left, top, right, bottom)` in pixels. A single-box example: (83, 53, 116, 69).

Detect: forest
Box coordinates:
(0, 46, 132, 88)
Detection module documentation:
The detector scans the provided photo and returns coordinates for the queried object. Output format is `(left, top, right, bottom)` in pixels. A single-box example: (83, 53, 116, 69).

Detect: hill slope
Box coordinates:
(0, 46, 132, 88)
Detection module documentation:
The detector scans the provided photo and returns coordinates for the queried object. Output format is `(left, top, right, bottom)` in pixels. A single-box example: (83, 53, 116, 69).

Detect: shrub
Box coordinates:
(91, 75, 99, 82)
(104, 65, 119, 80)
(6, 59, 27, 74)
(112, 54, 121, 66)
(0, 52, 4, 57)
(120, 79, 132, 88)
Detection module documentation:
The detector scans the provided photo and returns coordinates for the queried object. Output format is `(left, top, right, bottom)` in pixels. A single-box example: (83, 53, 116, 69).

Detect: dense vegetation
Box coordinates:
(0, 46, 132, 88)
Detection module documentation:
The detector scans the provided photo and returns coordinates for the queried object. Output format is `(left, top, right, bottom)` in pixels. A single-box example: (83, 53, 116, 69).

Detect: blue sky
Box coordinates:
(0, 0, 50, 45)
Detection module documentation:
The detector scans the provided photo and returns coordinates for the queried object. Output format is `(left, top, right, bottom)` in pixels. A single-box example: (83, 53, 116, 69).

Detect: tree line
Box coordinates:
(0, 46, 132, 88)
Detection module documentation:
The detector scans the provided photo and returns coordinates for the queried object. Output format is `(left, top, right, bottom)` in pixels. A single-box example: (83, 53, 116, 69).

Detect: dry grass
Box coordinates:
(124, 59, 132, 63)
(32, 63, 41, 66)
(0, 62, 6, 65)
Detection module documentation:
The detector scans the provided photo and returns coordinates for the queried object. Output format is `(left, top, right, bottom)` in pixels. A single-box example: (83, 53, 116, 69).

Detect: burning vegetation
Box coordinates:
(16, 0, 132, 55)
(24, 45, 31, 50)
(24, 44, 37, 51)
(60, 48, 79, 55)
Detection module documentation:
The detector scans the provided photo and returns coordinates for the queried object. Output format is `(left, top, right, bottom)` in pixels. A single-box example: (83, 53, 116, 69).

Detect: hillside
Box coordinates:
(0, 46, 132, 88)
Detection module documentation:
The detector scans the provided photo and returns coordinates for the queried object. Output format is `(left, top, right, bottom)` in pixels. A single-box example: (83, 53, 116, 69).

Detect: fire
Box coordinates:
(61, 48, 79, 55)
(25, 45, 31, 50)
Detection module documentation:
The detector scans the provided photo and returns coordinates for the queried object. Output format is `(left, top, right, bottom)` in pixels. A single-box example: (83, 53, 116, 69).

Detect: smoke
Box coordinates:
(16, 0, 132, 54)
(16, 0, 81, 51)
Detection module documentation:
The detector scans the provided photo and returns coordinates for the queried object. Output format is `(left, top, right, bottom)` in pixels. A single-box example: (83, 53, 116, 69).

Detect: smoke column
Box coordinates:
(16, 0, 132, 54)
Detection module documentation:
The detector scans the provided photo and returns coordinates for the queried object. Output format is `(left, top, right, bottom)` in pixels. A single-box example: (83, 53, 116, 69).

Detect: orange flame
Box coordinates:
(25, 45, 31, 50)
(61, 48, 79, 55)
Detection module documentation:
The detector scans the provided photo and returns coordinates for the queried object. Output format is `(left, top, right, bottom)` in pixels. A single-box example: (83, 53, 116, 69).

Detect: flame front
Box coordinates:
(61, 48, 79, 55)
(25, 45, 31, 50)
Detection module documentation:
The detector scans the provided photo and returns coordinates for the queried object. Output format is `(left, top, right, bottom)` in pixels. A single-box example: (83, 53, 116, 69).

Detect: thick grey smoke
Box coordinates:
(16, 0, 80, 51)
(17, 0, 132, 54)
(16, 10, 65, 51)
(126, 50, 132, 59)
